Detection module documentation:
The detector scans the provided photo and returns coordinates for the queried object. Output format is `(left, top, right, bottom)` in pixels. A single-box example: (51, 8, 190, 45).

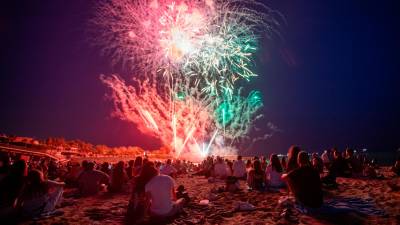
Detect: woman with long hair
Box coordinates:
(247, 160, 265, 191)
(266, 154, 285, 189)
(126, 161, 158, 223)
(18, 169, 64, 218)
(286, 145, 301, 172)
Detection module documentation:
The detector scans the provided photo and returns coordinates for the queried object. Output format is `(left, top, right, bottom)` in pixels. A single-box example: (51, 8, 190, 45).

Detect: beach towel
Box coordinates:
(294, 197, 386, 217)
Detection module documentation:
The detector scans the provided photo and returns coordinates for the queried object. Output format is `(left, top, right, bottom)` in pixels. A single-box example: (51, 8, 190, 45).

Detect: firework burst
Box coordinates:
(92, 0, 281, 158)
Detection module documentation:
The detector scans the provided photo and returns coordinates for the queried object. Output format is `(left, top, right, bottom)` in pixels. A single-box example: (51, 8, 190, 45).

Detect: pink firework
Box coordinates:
(91, 0, 213, 73)
(100, 75, 215, 159)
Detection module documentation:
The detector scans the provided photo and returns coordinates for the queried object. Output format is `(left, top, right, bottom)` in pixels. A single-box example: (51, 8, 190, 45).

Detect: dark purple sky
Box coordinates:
(1, 0, 399, 154)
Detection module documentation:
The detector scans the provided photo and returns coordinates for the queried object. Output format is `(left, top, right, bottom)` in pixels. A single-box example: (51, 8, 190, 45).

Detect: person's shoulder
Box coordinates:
(159, 174, 174, 180)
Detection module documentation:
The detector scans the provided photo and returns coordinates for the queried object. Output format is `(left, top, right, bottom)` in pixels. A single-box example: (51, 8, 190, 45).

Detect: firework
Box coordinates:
(91, 0, 280, 96)
(93, 0, 281, 159)
(100, 75, 216, 158)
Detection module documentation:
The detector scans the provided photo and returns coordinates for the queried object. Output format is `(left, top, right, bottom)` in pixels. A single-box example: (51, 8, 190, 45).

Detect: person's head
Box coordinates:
(27, 169, 45, 186)
(312, 153, 318, 159)
(237, 155, 242, 161)
(246, 159, 252, 166)
(333, 150, 342, 159)
(287, 145, 301, 168)
(167, 159, 172, 165)
(116, 161, 124, 171)
(297, 151, 311, 167)
(134, 156, 143, 167)
(11, 159, 27, 177)
(270, 154, 283, 173)
(82, 160, 89, 170)
(177, 185, 185, 192)
(135, 161, 158, 192)
(261, 156, 266, 162)
(87, 162, 95, 171)
(345, 148, 354, 158)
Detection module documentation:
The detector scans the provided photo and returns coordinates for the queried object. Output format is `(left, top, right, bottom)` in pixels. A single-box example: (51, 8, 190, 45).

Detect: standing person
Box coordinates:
(160, 159, 177, 177)
(145, 163, 185, 218)
(77, 162, 110, 196)
(232, 155, 247, 179)
(266, 154, 285, 189)
(282, 151, 323, 208)
(247, 160, 265, 191)
(286, 146, 301, 173)
(17, 169, 64, 218)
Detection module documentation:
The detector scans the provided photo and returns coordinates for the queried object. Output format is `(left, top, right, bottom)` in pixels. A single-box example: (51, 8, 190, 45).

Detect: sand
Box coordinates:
(21, 167, 399, 225)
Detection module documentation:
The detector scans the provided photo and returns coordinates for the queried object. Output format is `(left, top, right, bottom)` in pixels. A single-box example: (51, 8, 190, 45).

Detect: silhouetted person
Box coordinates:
(283, 151, 323, 208)
(286, 145, 301, 173)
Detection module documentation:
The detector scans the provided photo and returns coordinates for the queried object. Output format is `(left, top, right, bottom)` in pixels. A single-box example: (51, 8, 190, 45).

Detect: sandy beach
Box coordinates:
(22, 167, 399, 225)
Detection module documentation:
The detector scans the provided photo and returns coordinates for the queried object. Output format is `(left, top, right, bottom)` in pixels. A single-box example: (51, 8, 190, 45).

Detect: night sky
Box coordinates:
(1, 0, 399, 155)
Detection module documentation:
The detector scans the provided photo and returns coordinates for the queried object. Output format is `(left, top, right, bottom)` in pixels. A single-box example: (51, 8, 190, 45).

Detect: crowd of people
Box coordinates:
(0, 146, 399, 223)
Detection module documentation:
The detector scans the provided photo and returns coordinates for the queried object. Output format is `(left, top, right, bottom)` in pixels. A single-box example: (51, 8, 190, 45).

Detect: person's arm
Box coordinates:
(47, 179, 65, 190)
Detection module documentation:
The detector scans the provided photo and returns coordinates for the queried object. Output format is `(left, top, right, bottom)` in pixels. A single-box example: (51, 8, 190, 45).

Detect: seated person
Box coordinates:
(321, 149, 332, 170)
(266, 154, 285, 188)
(0, 160, 27, 219)
(247, 160, 265, 191)
(126, 162, 157, 223)
(77, 162, 110, 196)
(391, 157, 400, 176)
(345, 148, 363, 175)
(283, 151, 323, 208)
(160, 159, 177, 177)
(176, 185, 190, 202)
(17, 170, 64, 218)
(145, 164, 184, 218)
(109, 161, 128, 193)
(321, 151, 352, 187)
(232, 155, 247, 179)
(311, 153, 324, 174)
(213, 157, 229, 179)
